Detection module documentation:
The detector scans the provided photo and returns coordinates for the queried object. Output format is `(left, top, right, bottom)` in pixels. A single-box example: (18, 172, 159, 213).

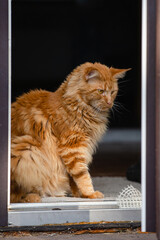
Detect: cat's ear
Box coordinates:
(85, 69, 100, 83)
(110, 67, 131, 79)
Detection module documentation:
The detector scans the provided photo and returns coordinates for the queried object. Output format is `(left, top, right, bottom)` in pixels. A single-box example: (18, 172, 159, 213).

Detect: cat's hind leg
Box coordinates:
(11, 135, 44, 203)
(11, 182, 41, 203)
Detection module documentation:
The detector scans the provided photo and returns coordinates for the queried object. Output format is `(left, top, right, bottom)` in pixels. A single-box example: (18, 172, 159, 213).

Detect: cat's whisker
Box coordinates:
(114, 102, 130, 113)
(110, 107, 116, 120)
(118, 88, 126, 93)
(116, 88, 127, 97)
(112, 108, 121, 116)
(116, 93, 125, 97)
(112, 104, 122, 114)
(112, 105, 122, 115)
(118, 79, 131, 85)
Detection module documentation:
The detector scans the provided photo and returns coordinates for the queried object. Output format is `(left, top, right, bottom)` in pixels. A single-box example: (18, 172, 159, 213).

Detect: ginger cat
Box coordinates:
(11, 62, 130, 203)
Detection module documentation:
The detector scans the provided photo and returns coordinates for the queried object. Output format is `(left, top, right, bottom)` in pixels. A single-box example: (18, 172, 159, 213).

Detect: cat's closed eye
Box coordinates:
(97, 89, 104, 94)
(111, 90, 118, 95)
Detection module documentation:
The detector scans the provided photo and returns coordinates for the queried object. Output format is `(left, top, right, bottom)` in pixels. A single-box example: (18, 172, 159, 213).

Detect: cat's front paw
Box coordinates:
(82, 191, 104, 199)
(89, 191, 104, 199)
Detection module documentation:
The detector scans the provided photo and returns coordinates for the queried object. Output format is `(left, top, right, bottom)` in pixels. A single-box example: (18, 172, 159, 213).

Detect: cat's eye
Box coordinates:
(97, 89, 104, 94)
(111, 90, 118, 95)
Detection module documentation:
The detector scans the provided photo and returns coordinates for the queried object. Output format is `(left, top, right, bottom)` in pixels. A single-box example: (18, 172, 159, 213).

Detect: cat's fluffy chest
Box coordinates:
(49, 103, 107, 165)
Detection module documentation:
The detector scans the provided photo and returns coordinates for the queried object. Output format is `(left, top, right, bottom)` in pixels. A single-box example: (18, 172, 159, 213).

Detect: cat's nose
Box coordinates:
(107, 101, 112, 106)
(105, 98, 112, 105)
(105, 96, 112, 106)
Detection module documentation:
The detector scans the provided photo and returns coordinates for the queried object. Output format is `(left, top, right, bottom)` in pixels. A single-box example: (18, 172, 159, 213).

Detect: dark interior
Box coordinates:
(12, 0, 141, 177)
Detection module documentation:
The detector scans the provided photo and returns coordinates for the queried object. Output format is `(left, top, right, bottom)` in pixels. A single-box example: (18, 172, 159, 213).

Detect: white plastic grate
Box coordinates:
(117, 185, 142, 209)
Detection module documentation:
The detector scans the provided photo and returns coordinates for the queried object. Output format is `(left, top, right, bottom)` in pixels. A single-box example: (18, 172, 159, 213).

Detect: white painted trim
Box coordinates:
(9, 209, 141, 226)
(8, 0, 11, 206)
(9, 201, 118, 210)
(141, 0, 147, 232)
(8, 1, 142, 227)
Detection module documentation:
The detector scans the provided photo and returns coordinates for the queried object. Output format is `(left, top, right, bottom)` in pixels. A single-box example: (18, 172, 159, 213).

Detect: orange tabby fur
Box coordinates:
(11, 62, 130, 203)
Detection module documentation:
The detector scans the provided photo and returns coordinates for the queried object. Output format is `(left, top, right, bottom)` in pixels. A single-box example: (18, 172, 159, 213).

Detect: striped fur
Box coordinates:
(11, 62, 130, 202)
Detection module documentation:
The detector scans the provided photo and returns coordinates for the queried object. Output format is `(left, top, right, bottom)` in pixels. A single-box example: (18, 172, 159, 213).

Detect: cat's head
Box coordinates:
(65, 62, 130, 113)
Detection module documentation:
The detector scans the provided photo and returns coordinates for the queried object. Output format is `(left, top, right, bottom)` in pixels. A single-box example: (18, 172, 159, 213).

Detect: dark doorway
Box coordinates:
(12, 0, 141, 179)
